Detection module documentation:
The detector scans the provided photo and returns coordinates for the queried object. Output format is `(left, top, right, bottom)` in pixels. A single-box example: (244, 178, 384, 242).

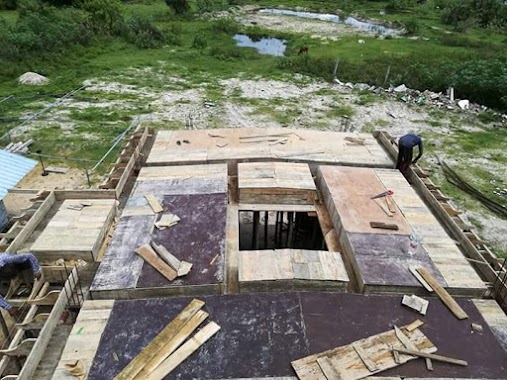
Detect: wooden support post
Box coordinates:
(252, 211, 259, 250)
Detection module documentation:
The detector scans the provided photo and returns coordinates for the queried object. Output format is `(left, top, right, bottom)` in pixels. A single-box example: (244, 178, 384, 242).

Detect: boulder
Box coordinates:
(393, 84, 407, 93)
(18, 72, 49, 85)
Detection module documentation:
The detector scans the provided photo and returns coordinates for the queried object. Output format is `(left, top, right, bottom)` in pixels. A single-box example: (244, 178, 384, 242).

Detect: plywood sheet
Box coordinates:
(318, 166, 411, 235)
(146, 128, 393, 167)
(30, 199, 116, 259)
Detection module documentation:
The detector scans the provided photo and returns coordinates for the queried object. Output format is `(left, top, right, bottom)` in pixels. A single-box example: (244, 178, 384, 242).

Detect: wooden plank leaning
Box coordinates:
(416, 267, 469, 320)
(114, 299, 205, 380)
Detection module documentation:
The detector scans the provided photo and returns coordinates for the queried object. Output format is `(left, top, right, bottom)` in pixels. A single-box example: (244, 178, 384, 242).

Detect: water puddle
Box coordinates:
(259, 8, 398, 35)
(233, 34, 287, 56)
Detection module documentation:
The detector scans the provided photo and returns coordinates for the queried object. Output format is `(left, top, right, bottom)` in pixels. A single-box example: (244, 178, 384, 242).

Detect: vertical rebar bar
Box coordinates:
(264, 211, 268, 249)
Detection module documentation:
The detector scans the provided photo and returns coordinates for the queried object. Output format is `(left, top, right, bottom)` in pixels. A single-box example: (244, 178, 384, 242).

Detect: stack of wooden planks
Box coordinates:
(135, 242, 192, 282)
(114, 299, 220, 380)
(239, 249, 349, 292)
(238, 162, 317, 205)
(292, 323, 436, 380)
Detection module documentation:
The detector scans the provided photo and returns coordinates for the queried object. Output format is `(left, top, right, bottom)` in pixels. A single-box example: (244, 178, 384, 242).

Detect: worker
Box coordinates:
(0, 253, 42, 316)
(396, 133, 423, 174)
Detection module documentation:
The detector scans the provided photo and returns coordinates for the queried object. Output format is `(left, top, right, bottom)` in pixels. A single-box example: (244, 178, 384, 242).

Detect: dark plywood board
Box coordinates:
(132, 178, 227, 197)
(88, 293, 507, 380)
(90, 214, 154, 292)
(88, 293, 308, 380)
(136, 193, 227, 288)
(349, 233, 447, 288)
(301, 293, 507, 379)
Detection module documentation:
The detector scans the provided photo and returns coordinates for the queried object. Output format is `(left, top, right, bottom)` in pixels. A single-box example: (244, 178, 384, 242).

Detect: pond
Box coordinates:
(233, 34, 287, 56)
(259, 8, 398, 36)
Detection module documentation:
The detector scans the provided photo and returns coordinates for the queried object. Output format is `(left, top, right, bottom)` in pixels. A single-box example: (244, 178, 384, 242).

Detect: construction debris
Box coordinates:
(292, 322, 436, 380)
(151, 241, 193, 277)
(405, 319, 424, 332)
(155, 213, 180, 230)
(3, 139, 33, 154)
(416, 267, 469, 320)
(401, 294, 429, 315)
(135, 244, 177, 281)
(370, 221, 399, 230)
(145, 194, 163, 213)
(64, 360, 86, 379)
(392, 347, 468, 366)
(471, 323, 483, 333)
(114, 299, 220, 380)
(45, 166, 68, 174)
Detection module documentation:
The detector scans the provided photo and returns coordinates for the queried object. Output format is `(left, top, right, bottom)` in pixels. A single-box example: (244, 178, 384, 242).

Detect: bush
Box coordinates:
(191, 31, 207, 49)
(196, 0, 213, 14)
(126, 16, 166, 49)
(164, 23, 183, 45)
(211, 18, 239, 34)
(0, 0, 17, 10)
(83, 0, 124, 35)
(0, 2, 89, 60)
(165, 0, 189, 15)
(403, 18, 420, 35)
(386, 0, 416, 11)
(209, 46, 245, 60)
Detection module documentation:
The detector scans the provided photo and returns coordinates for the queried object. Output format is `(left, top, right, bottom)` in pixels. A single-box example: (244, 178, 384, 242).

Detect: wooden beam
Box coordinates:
(134, 310, 209, 379)
(392, 348, 467, 366)
(151, 242, 180, 271)
(135, 245, 177, 281)
(145, 194, 163, 213)
(146, 321, 221, 380)
(114, 299, 205, 380)
(416, 268, 468, 320)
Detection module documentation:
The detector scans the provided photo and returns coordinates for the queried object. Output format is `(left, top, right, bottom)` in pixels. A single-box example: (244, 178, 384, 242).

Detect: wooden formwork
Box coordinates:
(0, 267, 80, 380)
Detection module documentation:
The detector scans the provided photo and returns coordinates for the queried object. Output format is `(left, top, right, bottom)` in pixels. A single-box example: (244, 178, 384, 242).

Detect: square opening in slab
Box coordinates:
(239, 210, 326, 251)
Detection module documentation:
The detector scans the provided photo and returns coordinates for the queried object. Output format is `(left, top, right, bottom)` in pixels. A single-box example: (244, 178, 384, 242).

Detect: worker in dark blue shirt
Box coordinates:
(396, 134, 423, 174)
(0, 253, 42, 316)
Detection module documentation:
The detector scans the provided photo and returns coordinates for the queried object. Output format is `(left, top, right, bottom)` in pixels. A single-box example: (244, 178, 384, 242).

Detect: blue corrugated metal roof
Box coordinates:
(0, 150, 37, 200)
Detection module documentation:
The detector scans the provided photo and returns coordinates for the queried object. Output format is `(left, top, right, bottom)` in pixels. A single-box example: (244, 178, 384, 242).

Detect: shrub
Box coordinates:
(209, 46, 245, 60)
(191, 31, 207, 49)
(165, 0, 189, 15)
(403, 18, 420, 35)
(83, 0, 124, 35)
(0, 0, 17, 10)
(211, 18, 239, 34)
(386, 0, 416, 11)
(164, 23, 183, 45)
(126, 16, 166, 48)
(196, 0, 213, 14)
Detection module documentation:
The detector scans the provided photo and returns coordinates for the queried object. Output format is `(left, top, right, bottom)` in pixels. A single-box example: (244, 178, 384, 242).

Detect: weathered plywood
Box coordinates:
(30, 199, 116, 261)
(146, 129, 393, 168)
(238, 162, 316, 205)
(374, 169, 486, 293)
(52, 300, 114, 380)
(239, 249, 349, 292)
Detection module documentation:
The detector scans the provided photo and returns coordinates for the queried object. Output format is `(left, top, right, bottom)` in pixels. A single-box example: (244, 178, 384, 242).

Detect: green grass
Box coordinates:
(326, 104, 355, 118)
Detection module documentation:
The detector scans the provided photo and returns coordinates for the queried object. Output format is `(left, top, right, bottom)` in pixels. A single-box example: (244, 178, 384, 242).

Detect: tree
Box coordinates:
(165, 0, 189, 15)
(83, 0, 124, 35)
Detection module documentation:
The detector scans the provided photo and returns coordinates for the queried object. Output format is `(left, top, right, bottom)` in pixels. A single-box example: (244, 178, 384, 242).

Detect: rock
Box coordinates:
(333, 78, 344, 85)
(18, 72, 49, 85)
(354, 83, 370, 91)
(458, 99, 470, 110)
(357, 39, 366, 44)
(374, 87, 384, 94)
(345, 82, 354, 89)
(393, 84, 407, 93)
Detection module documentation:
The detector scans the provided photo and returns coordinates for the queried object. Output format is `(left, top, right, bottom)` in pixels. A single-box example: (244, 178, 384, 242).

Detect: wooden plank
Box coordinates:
(7, 192, 55, 253)
(134, 310, 209, 379)
(146, 321, 221, 380)
(370, 222, 399, 230)
(405, 320, 424, 332)
(114, 299, 205, 380)
(416, 268, 469, 320)
(316, 357, 340, 380)
(135, 244, 177, 281)
(15, 313, 50, 330)
(145, 194, 163, 213)
(27, 290, 60, 306)
(151, 242, 181, 271)
(409, 266, 433, 293)
(392, 348, 467, 366)
(352, 344, 378, 372)
(393, 326, 418, 351)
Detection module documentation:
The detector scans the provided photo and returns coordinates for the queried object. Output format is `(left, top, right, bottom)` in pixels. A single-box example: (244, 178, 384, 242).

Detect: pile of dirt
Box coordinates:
(18, 72, 49, 85)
